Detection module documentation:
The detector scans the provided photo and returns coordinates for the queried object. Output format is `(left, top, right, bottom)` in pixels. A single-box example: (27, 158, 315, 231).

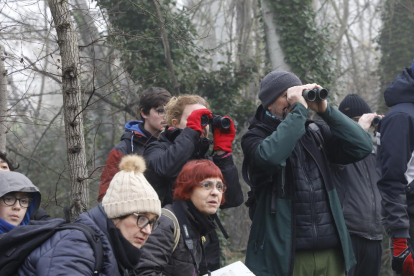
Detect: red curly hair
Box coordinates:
(173, 159, 225, 204)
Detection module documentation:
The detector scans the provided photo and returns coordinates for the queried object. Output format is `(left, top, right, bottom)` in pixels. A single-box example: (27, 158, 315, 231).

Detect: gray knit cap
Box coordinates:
(258, 70, 302, 108)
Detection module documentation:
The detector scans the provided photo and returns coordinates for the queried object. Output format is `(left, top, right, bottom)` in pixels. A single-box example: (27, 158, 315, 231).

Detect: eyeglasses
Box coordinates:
(133, 213, 160, 230)
(155, 108, 166, 117)
(198, 181, 227, 193)
(1, 195, 32, 208)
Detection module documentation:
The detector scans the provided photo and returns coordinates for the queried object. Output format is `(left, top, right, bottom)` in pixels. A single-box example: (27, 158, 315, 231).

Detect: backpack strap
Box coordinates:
(58, 223, 103, 276)
(161, 208, 180, 252)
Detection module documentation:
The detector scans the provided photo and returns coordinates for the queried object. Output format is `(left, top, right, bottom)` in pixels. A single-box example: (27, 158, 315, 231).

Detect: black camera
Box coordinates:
(201, 114, 231, 129)
(302, 88, 329, 102)
(371, 116, 382, 127)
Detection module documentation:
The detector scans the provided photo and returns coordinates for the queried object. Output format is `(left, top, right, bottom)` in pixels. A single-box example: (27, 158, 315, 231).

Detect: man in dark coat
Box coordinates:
(241, 70, 372, 276)
(333, 94, 383, 276)
(98, 87, 171, 202)
(376, 65, 414, 276)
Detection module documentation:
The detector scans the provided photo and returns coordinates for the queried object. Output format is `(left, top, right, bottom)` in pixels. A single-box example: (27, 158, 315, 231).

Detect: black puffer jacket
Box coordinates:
(135, 201, 216, 276)
(144, 127, 243, 208)
(291, 141, 340, 250)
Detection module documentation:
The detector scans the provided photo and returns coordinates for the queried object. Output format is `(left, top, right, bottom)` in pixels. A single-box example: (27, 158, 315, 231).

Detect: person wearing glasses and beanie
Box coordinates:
(0, 171, 41, 235)
(98, 87, 172, 202)
(136, 159, 225, 276)
(17, 155, 161, 276)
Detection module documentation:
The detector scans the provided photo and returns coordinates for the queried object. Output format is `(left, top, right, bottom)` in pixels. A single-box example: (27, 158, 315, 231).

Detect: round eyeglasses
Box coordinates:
(1, 195, 32, 208)
(198, 181, 227, 193)
(133, 213, 160, 230)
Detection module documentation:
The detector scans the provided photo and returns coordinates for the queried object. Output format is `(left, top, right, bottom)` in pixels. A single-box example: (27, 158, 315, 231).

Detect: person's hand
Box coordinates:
(286, 85, 309, 109)
(186, 109, 212, 136)
(304, 84, 327, 113)
(357, 113, 378, 132)
(392, 238, 414, 276)
(213, 116, 236, 153)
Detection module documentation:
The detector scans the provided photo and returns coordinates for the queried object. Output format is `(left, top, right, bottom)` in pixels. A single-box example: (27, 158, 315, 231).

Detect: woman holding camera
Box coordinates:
(136, 159, 226, 276)
(143, 94, 243, 272)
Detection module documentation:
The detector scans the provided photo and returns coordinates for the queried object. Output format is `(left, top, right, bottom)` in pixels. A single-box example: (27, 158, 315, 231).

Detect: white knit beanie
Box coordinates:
(102, 155, 161, 218)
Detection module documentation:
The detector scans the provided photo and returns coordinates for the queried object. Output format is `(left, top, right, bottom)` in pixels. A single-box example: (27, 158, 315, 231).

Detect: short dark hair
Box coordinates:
(0, 152, 19, 171)
(138, 87, 172, 121)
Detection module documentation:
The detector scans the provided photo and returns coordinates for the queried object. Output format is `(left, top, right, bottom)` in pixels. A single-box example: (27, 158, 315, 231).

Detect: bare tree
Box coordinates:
(0, 44, 7, 153)
(47, 0, 89, 219)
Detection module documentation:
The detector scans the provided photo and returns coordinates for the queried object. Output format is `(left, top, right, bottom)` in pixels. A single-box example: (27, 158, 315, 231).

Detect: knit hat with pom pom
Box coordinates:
(102, 155, 161, 218)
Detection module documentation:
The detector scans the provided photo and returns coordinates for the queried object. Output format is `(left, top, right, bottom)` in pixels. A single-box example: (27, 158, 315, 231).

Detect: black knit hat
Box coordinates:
(258, 70, 302, 108)
(339, 94, 372, 118)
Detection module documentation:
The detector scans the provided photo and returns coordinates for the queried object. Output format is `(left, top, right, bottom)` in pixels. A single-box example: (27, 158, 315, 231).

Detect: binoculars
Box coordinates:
(371, 116, 382, 127)
(302, 88, 329, 102)
(201, 114, 231, 129)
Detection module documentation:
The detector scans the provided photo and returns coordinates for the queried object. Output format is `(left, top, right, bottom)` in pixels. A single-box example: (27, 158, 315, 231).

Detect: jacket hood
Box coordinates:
(0, 171, 41, 225)
(384, 68, 414, 107)
(124, 121, 146, 137)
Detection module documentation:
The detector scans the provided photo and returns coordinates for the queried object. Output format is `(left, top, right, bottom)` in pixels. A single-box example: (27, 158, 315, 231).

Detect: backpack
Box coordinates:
(0, 210, 103, 276)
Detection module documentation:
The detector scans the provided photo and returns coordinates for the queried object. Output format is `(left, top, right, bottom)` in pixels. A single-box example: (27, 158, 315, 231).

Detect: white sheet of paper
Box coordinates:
(203, 261, 255, 276)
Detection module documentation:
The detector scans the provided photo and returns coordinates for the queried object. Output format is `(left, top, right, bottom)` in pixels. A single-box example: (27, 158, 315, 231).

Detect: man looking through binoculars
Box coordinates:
(241, 70, 372, 276)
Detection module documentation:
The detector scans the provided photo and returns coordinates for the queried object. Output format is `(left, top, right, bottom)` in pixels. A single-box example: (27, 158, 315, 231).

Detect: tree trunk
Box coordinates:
(48, 0, 89, 220)
(0, 45, 7, 153)
(261, 0, 290, 71)
(152, 0, 180, 95)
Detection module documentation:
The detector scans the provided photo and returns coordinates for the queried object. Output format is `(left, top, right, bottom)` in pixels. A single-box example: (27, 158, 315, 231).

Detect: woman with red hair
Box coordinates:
(135, 159, 225, 276)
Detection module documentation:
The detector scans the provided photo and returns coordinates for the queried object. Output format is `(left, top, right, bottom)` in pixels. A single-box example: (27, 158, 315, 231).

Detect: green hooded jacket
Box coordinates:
(241, 103, 373, 276)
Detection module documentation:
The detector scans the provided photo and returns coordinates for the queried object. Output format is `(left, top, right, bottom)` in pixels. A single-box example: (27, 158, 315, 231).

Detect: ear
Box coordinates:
(140, 108, 148, 120)
(171, 118, 179, 127)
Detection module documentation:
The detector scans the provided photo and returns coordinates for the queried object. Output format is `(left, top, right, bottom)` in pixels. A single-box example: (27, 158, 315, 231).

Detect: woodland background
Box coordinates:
(1, 0, 413, 274)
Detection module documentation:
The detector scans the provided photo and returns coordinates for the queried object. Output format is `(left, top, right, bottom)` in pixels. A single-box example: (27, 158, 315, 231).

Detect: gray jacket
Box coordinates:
(332, 153, 382, 240)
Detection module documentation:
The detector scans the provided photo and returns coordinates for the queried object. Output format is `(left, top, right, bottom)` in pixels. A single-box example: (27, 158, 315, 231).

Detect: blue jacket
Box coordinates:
(377, 67, 414, 238)
(17, 205, 136, 276)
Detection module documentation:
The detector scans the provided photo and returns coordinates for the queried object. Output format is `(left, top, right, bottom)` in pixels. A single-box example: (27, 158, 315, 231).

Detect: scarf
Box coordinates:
(107, 218, 142, 273)
(0, 218, 16, 234)
(185, 201, 216, 236)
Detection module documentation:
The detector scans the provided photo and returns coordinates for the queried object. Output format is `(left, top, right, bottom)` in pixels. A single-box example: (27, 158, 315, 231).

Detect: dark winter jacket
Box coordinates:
(332, 152, 383, 240)
(98, 121, 156, 202)
(17, 204, 142, 276)
(377, 67, 414, 238)
(135, 201, 216, 276)
(241, 103, 372, 276)
(144, 126, 244, 208)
